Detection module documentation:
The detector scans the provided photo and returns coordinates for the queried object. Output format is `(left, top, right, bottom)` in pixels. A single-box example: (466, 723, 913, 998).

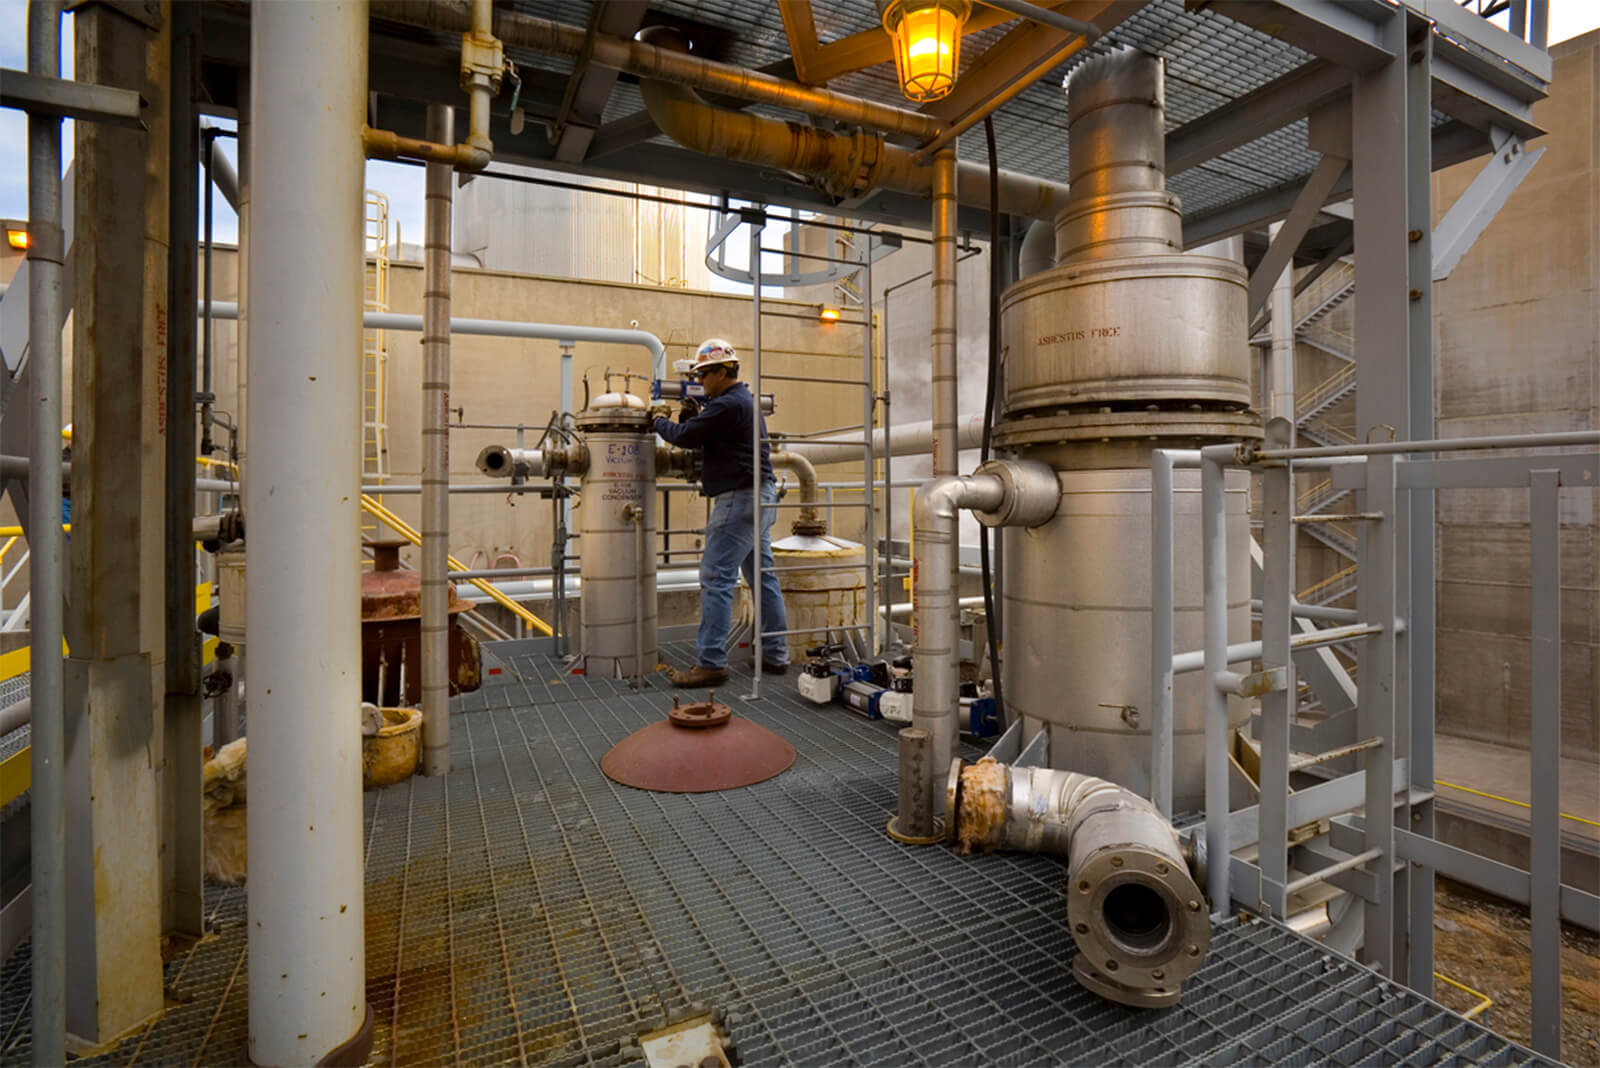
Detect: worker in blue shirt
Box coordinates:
(651, 338, 789, 687)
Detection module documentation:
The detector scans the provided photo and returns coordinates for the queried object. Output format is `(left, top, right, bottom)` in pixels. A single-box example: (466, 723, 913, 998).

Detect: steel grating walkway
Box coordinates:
(0, 641, 1555, 1066)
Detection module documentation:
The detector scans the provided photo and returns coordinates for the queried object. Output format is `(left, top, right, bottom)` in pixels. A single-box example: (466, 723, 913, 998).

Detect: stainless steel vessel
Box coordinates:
(994, 47, 1260, 810)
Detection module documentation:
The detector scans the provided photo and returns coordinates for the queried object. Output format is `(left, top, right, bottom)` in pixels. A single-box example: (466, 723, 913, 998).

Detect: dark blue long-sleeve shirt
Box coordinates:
(652, 380, 774, 497)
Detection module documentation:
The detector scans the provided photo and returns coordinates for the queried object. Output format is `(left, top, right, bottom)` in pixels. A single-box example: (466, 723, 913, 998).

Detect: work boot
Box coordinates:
(748, 656, 789, 676)
(668, 664, 729, 688)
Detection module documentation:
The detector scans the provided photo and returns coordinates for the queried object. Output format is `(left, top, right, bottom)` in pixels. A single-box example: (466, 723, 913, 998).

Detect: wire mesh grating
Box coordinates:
(0, 642, 1556, 1066)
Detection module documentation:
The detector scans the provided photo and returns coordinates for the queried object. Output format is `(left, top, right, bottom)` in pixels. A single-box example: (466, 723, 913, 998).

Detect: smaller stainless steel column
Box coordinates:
(421, 103, 454, 776)
(889, 727, 939, 843)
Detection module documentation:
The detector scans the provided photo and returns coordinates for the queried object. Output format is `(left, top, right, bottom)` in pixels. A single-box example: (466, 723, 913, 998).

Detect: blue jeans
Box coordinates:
(696, 481, 788, 669)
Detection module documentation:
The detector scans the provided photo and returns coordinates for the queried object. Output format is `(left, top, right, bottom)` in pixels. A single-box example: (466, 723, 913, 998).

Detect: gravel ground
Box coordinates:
(1430, 879, 1599, 1066)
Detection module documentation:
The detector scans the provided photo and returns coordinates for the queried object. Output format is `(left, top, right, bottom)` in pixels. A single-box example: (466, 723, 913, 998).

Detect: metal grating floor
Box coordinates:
(1, 642, 1555, 1066)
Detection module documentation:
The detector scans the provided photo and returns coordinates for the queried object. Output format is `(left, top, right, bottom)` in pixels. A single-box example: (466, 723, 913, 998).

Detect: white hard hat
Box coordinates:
(689, 338, 738, 374)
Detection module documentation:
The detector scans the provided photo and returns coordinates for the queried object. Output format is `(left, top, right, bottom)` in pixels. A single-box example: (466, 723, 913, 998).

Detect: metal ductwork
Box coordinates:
(991, 48, 1261, 812)
(949, 757, 1209, 1008)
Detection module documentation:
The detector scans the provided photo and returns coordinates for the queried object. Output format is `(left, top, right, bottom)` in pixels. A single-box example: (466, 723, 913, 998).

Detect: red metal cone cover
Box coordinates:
(601, 707, 796, 793)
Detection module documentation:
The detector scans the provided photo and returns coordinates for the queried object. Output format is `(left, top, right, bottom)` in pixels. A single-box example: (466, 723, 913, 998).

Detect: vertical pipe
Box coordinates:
(1149, 449, 1175, 820)
(881, 295, 894, 648)
(862, 252, 878, 653)
(895, 727, 935, 838)
(1528, 0, 1548, 48)
(236, 81, 250, 485)
(421, 104, 454, 777)
(247, 2, 371, 1063)
(1509, 0, 1528, 41)
(1200, 452, 1230, 916)
(166, 0, 206, 938)
(26, 4, 66, 1063)
(749, 216, 764, 698)
(215, 646, 240, 747)
(1528, 468, 1561, 1058)
(1258, 419, 1296, 920)
(201, 132, 216, 456)
(930, 148, 958, 480)
(1267, 221, 1296, 436)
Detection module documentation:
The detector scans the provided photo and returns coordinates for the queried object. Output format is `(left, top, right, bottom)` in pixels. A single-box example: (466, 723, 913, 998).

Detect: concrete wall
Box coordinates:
(1429, 30, 1598, 760)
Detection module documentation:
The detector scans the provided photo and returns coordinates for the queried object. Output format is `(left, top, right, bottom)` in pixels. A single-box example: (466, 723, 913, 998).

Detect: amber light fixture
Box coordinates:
(5, 228, 27, 251)
(881, 0, 971, 103)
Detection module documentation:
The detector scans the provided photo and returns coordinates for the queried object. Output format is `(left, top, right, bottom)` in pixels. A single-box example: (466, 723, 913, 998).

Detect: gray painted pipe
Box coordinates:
(26, 2, 67, 1061)
(782, 414, 986, 467)
(421, 103, 454, 778)
(201, 301, 667, 382)
(0, 697, 28, 737)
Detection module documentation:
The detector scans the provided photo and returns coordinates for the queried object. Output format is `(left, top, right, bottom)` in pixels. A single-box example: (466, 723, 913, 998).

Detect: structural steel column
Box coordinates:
(1351, 10, 1411, 978)
(421, 103, 454, 775)
(1266, 221, 1295, 432)
(247, 2, 372, 1063)
(64, 0, 169, 1043)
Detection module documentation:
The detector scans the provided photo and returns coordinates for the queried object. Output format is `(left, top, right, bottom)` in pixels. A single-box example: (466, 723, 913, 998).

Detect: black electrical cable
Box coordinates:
(980, 116, 1006, 729)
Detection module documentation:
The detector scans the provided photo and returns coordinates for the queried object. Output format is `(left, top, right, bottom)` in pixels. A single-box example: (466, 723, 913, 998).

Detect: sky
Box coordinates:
(2, 0, 1597, 242)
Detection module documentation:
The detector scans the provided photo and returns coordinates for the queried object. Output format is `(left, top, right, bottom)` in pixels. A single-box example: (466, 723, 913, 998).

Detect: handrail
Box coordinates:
(1435, 779, 1600, 829)
(0, 524, 69, 537)
(1297, 363, 1356, 418)
(360, 494, 554, 636)
(1434, 971, 1493, 1020)
(1297, 563, 1357, 602)
(0, 536, 16, 567)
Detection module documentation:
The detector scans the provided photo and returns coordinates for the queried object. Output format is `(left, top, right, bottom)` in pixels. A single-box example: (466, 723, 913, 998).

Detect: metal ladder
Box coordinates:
(361, 190, 392, 544)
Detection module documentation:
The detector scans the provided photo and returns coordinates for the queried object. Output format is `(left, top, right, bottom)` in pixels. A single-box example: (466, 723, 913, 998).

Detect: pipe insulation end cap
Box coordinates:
(970, 460, 1060, 528)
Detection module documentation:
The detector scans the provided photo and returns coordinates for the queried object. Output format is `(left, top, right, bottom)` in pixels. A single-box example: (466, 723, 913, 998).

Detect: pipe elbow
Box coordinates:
(455, 138, 492, 172)
(770, 449, 822, 534)
(970, 459, 1060, 529)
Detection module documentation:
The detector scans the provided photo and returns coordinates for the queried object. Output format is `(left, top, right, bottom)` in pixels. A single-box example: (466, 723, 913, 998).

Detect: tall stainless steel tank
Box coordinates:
(571, 391, 658, 678)
(994, 48, 1260, 811)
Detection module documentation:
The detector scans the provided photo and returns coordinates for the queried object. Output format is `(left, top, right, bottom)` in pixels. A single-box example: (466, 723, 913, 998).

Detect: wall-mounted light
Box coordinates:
(5, 228, 27, 251)
(881, 0, 971, 103)
(819, 306, 841, 323)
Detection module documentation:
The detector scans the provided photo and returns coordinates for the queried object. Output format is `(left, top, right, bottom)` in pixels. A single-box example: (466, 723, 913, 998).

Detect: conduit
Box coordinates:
(420, 103, 453, 777)
(948, 757, 1209, 1007)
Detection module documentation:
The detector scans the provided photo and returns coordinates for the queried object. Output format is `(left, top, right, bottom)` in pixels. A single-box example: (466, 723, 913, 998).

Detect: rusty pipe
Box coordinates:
(639, 77, 1073, 221)
(371, 1, 942, 142)
(769, 449, 821, 534)
(950, 758, 1210, 1007)
(364, 0, 498, 170)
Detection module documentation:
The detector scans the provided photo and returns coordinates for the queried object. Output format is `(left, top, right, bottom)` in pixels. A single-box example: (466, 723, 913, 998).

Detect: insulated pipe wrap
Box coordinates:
(953, 760, 1209, 1003)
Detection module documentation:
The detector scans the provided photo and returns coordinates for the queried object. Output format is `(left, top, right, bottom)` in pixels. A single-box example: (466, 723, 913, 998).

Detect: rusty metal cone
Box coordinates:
(601, 695, 796, 793)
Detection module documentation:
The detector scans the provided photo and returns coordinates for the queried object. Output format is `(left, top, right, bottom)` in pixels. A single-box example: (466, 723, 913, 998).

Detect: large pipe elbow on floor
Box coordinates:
(769, 449, 822, 534)
(949, 759, 1210, 1008)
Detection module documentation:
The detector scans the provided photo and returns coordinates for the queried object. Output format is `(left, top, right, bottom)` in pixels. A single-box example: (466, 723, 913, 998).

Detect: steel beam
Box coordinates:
(1166, 60, 1350, 176)
(1246, 154, 1349, 319)
(1432, 130, 1544, 281)
(0, 66, 145, 127)
(1201, 0, 1396, 72)
(552, 2, 650, 162)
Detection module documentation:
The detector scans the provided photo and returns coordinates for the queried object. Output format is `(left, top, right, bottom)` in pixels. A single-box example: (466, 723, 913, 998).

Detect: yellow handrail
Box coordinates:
(360, 494, 553, 636)
(0, 536, 16, 566)
(0, 524, 69, 538)
(1297, 564, 1357, 602)
(1434, 779, 1600, 829)
(1433, 971, 1492, 1020)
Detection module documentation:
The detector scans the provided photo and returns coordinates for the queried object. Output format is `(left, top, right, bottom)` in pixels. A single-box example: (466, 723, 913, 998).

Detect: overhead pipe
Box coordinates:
(769, 449, 822, 535)
(25, 3, 66, 1060)
(421, 103, 453, 777)
(781, 413, 985, 466)
(370, 0, 942, 142)
(201, 301, 668, 382)
(636, 50, 1072, 221)
(947, 757, 1209, 1007)
(246, 1, 370, 1063)
(909, 461, 1058, 820)
(364, 0, 499, 171)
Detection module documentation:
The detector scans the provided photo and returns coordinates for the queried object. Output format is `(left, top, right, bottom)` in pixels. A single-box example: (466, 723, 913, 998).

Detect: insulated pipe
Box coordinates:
(1017, 218, 1055, 280)
(949, 759, 1209, 1006)
(1199, 451, 1231, 917)
(1267, 221, 1296, 429)
(421, 103, 453, 778)
(370, 0, 941, 141)
(475, 444, 543, 480)
(201, 302, 668, 382)
(0, 697, 28, 737)
(26, 2, 67, 1062)
(912, 473, 1006, 812)
(783, 413, 985, 466)
(201, 120, 241, 211)
(638, 78, 1072, 221)
(247, 2, 369, 1063)
(930, 148, 959, 479)
(769, 449, 822, 534)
